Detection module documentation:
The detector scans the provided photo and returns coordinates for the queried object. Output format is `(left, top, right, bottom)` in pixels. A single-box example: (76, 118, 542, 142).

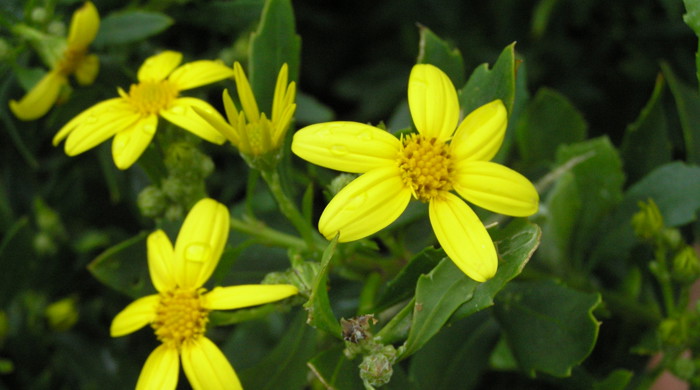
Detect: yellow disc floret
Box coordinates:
(397, 133, 454, 202)
(152, 288, 209, 349)
(124, 80, 179, 116)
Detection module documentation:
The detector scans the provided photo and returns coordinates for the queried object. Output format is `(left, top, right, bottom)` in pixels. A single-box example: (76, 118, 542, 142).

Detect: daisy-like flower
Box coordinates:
(110, 198, 298, 390)
(10, 1, 100, 120)
(53, 50, 234, 170)
(292, 64, 539, 282)
(196, 62, 296, 163)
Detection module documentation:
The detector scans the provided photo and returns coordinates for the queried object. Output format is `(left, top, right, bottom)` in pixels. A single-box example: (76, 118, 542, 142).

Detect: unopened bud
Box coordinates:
(45, 297, 78, 331)
(631, 199, 663, 241)
(672, 246, 700, 284)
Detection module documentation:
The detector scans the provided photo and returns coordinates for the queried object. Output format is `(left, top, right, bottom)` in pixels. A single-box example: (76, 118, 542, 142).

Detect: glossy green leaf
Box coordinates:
(408, 311, 499, 390)
(459, 42, 517, 115)
(307, 345, 364, 390)
(375, 247, 444, 311)
(93, 11, 173, 46)
(494, 280, 601, 377)
(515, 88, 588, 166)
(240, 312, 316, 390)
(303, 236, 341, 337)
(400, 258, 479, 358)
(537, 171, 581, 271)
(555, 137, 624, 265)
(186, 0, 265, 34)
(454, 219, 542, 318)
(621, 74, 672, 184)
(249, 0, 301, 113)
(87, 232, 153, 299)
(661, 62, 700, 164)
(593, 369, 633, 390)
(416, 26, 465, 88)
(591, 162, 700, 267)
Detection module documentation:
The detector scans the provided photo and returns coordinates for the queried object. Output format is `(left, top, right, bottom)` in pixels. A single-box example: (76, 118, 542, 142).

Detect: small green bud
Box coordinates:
(672, 246, 700, 284)
(34, 198, 66, 240)
(45, 297, 78, 331)
(33, 232, 57, 256)
(658, 318, 683, 346)
(631, 199, 664, 241)
(164, 204, 185, 221)
(137, 186, 167, 219)
(328, 174, 358, 197)
(359, 345, 397, 388)
(47, 20, 66, 36)
(30, 8, 48, 24)
(673, 357, 696, 381)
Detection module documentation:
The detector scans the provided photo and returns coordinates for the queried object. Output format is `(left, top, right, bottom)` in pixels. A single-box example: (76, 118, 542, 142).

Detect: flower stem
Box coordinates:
(260, 168, 319, 251)
(230, 216, 307, 250)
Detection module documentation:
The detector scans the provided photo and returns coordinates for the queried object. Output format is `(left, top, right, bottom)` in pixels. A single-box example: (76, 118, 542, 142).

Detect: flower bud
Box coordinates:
(45, 297, 78, 331)
(631, 198, 664, 241)
(672, 246, 700, 284)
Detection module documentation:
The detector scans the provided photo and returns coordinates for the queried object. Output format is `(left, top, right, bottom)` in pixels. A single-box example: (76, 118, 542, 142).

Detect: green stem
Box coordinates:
(230, 216, 307, 250)
(260, 168, 319, 251)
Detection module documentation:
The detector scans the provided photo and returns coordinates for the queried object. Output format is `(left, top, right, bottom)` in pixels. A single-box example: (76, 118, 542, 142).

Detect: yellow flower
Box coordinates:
(10, 1, 100, 120)
(110, 198, 298, 390)
(53, 51, 234, 169)
(292, 64, 539, 282)
(197, 62, 296, 159)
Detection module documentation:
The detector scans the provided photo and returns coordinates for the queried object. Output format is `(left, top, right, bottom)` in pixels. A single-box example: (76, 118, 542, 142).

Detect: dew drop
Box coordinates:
(345, 192, 368, 210)
(356, 130, 372, 141)
(171, 106, 185, 115)
(113, 137, 127, 152)
(142, 124, 156, 134)
(185, 243, 210, 263)
(330, 145, 348, 155)
(85, 114, 98, 124)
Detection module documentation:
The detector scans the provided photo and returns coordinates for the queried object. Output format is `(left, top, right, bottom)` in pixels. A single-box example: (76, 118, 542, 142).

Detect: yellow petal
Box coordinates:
(233, 62, 260, 122)
(319, 165, 412, 242)
(204, 285, 298, 310)
(168, 60, 234, 91)
(408, 64, 459, 142)
(147, 230, 177, 293)
(222, 88, 240, 126)
(111, 115, 158, 170)
(181, 337, 242, 390)
(451, 100, 507, 162)
(138, 51, 183, 82)
(9, 71, 66, 121)
(453, 161, 539, 217)
(173, 198, 230, 289)
(135, 345, 179, 390)
(64, 106, 139, 156)
(110, 294, 159, 337)
(53, 98, 125, 145)
(271, 63, 291, 123)
(74, 53, 99, 85)
(160, 98, 227, 145)
(292, 122, 400, 173)
(191, 103, 238, 146)
(66, 1, 100, 49)
(429, 193, 497, 282)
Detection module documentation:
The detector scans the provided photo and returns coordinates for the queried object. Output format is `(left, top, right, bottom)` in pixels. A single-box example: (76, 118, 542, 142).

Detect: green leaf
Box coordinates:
(591, 162, 700, 267)
(400, 258, 479, 358)
(0, 217, 33, 306)
(554, 137, 624, 265)
(307, 345, 364, 390)
(621, 74, 672, 184)
(494, 280, 601, 377)
(515, 88, 588, 167)
(249, 0, 301, 113)
(186, 0, 265, 34)
(240, 312, 316, 390)
(87, 232, 153, 299)
(683, 0, 700, 85)
(93, 11, 173, 46)
(593, 369, 633, 390)
(303, 237, 341, 337)
(661, 62, 700, 164)
(454, 219, 542, 318)
(537, 171, 581, 270)
(416, 26, 465, 87)
(374, 247, 444, 311)
(459, 42, 517, 115)
(408, 311, 499, 390)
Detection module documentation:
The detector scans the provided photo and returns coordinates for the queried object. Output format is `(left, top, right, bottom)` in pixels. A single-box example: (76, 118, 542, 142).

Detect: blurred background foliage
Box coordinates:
(1, 0, 700, 389)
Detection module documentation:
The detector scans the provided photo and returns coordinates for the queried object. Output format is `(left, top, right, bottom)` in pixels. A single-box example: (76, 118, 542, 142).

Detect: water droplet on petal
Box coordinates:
(356, 130, 372, 141)
(85, 115, 97, 124)
(113, 137, 127, 153)
(346, 192, 368, 210)
(142, 124, 156, 134)
(171, 106, 185, 115)
(185, 243, 210, 263)
(314, 128, 331, 137)
(330, 145, 348, 155)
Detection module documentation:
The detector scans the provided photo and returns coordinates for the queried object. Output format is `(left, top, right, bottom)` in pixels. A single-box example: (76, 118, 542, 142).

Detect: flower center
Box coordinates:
(152, 288, 209, 349)
(240, 114, 274, 156)
(396, 133, 454, 202)
(126, 80, 179, 116)
(56, 47, 86, 76)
